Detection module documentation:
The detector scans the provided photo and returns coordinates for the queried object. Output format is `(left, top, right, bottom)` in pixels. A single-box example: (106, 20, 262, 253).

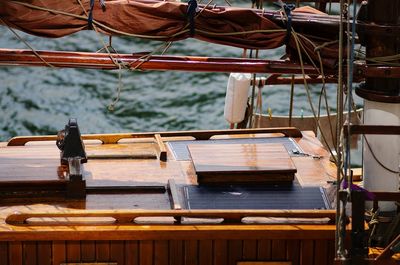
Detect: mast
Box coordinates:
(356, 0, 400, 211)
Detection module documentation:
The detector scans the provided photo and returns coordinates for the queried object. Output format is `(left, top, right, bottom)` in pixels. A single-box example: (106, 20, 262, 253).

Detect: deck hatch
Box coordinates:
(184, 185, 330, 210)
(167, 137, 303, 161)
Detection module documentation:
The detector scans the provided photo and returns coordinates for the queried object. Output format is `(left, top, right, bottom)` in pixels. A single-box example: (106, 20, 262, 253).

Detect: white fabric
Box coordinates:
(224, 73, 251, 124)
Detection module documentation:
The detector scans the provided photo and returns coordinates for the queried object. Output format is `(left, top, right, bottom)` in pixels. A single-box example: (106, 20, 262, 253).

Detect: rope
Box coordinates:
(335, 0, 346, 258)
(0, 17, 55, 68)
(368, 208, 380, 246)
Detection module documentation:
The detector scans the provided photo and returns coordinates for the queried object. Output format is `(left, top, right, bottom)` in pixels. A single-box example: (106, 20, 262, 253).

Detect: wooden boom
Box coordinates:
(0, 48, 329, 74)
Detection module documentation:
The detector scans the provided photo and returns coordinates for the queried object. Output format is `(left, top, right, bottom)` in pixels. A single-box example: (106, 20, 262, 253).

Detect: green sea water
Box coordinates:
(0, 27, 347, 142)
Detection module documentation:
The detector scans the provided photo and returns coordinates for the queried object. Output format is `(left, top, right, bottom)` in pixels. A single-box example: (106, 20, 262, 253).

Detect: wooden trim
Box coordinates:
(7, 128, 302, 146)
(5, 209, 335, 225)
(167, 179, 182, 210)
(344, 124, 400, 136)
(154, 134, 167, 162)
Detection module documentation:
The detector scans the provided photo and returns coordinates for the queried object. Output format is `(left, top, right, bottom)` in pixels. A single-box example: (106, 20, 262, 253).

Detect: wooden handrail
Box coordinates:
(344, 124, 400, 136)
(7, 127, 302, 146)
(6, 209, 335, 225)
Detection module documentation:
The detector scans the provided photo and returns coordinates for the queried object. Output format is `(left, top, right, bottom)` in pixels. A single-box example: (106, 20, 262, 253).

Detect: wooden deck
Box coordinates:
(0, 130, 338, 265)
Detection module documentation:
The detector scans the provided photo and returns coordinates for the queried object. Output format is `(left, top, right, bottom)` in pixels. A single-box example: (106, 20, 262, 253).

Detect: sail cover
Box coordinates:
(0, 0, 339, 66)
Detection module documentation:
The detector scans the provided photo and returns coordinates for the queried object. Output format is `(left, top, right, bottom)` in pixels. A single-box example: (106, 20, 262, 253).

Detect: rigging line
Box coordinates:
(335, 0, 345, 258)
(315, 48, 336, 150)
(0, 17, 54, 68)
(76, 0, 127, 110)
(289, 75, 295, 127)
(291, 31, 338, 165)
(343, 0, 357, 192)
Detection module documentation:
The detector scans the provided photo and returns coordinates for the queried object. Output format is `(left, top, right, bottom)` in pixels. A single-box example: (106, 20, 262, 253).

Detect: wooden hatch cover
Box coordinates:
(188, 143, 297, 184)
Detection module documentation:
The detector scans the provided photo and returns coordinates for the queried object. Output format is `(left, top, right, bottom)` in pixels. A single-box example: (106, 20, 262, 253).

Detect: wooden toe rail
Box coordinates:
(7, 127, 302, 146)
(6, 209, 335, 225)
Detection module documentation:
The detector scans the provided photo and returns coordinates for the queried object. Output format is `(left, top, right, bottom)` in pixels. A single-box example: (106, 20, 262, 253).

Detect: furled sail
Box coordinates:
(0, 0, 340, 67)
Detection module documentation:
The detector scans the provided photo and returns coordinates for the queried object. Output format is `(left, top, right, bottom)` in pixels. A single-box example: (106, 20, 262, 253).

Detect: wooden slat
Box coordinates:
(314, 240, 328, 265)
(199, 240, 213, 265)
(23, 241, 37, 265)
(214, 240, 228, 265)
(169, 240, 183, 265)
(81, 240, 96, 262)
(139, 240, 153, 265)
(96, 240, 111, 261)
(257, 240, 271, 260)
(300, 240, 314, 265)
(0, 242, 8, 265)
(271, 240, 286, 261)
(327, 240, 335, 265)
(154, 240, 169, 265)
(66, 240, 81, 262)
(37, 241, 52, 265)
(184, 240, 198, 265)
(287, 240, 300, 265)
(228, 240, 243, 265)
(125, 241, 139, 265)
(9, 241, 22, 265)
(110, 241, 125, 265)
(243, 240, 258, 260)
(52, 241, 66, 265)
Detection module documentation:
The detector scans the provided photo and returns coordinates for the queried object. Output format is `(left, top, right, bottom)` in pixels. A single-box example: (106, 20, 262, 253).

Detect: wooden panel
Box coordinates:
(125, 241, 139, 265)
(300, 240, 314, 265)
(243, 240, 257, 260)
(154, 240, 169, 265)
(37, 241, 52, 265)
(110, 241, 125, 265)
(139, 240, 153, 265)
(314, 240, 328, 265)
(228, 240, 243, 265)
(0, 242, 8, 265)
(199, 240, 213, 265)
(53, 241, 66, 265)
(184, 240, 198, 265)
(257, 240, 271, 260)
(271, 240, 286, 260)
(96, 241, 111, 261)
(169, 240, 183, 265)
(189, 143, 296, 184)
(9, 241, 22, 265)
(286, 240, 300, 265)
(214, 239, 228, 265)
(66, 241, 81, 262)
(327, 240, 335, 265)
(237, 261, 292, 265)
(81, 240, 96, 262)
(23, 241, 37, 265)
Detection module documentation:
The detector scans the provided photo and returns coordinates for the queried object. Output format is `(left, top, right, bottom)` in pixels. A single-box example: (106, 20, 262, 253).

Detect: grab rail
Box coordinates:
(7, 127, 302, 146)
(6, 209, 335, 225)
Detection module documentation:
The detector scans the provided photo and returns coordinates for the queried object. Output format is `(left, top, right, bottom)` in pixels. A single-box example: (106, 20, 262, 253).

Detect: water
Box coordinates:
(1, 26, 348, 138)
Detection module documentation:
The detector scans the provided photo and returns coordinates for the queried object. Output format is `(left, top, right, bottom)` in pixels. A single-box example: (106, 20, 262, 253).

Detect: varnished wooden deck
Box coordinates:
(0, 131, 338, 265)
